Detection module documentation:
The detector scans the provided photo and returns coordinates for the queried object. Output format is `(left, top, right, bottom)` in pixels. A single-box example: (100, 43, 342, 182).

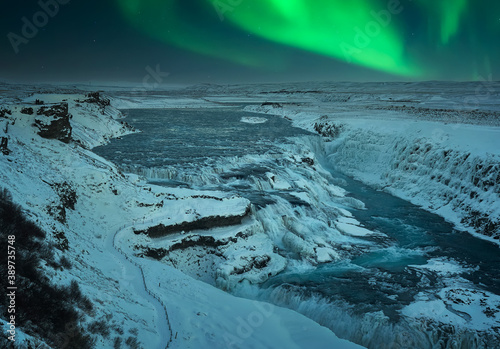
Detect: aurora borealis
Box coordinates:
(1, 0, 499, 82)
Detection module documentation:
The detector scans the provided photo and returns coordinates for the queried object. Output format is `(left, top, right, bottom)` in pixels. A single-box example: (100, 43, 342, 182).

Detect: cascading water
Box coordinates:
(94, 107, 500, 349)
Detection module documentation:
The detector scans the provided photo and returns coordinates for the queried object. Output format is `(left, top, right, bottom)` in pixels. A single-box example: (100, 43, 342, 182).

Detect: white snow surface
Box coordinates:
(240, 116, 268, 124)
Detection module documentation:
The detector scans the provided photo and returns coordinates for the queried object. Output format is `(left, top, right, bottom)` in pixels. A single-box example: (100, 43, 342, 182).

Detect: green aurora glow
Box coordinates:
(115, 0, 499, 80)
(416, 0, 468, 44)
(220, 0, 417, 76)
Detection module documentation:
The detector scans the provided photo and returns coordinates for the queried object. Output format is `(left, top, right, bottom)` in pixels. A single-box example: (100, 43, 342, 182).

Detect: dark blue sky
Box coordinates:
(1, 0, 498, 84)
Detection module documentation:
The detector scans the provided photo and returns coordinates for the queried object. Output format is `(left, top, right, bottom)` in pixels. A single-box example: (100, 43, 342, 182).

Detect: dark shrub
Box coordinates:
(0, 188, 95, 348)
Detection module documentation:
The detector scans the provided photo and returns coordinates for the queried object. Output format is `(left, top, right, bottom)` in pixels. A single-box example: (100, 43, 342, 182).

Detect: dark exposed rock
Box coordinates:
(34, 103, 72, 143)
(52, 181, 78, 210)
(136, 234, 238, 260)
(43, 182, 78, 225)
(461, 210, 500, 240)
(261, 102, 282, 108)
(1, 137, 10, 155)
(302, 157, 314, 166)
(314, 121, 345, 138)
(134, 205, 251, 238)
(136, 202, 155, 208)
(233, 255, 271, 275)
(37, 103, 69, 117)
(0, 108, 11, 118)
(472, 163, 499, 192)
(47, 204, 66, 224)
(81, 92, 110, 114)
(190, 194, 224, 201)
(170, 235, 229, 251)
(139, 247, 168, 260)
(21, 107, 34, 115)
(54, 230, 69, 251)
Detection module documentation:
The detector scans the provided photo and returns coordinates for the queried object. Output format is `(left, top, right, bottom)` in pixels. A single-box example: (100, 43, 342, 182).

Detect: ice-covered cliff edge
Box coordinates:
(245, 100, 500, 242)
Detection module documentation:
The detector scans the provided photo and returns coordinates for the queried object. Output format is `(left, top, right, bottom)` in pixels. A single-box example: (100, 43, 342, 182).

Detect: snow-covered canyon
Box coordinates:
(0, 86, 362, 348)
(1, 81, 499, 349)
(246, 103, 500, 243)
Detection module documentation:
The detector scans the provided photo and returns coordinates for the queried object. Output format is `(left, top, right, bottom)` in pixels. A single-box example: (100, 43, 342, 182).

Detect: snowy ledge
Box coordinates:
(133, 200, 251, 238)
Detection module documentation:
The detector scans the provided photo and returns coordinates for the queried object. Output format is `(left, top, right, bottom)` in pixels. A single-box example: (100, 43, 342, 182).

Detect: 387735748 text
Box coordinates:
(6, 234, 17, 342)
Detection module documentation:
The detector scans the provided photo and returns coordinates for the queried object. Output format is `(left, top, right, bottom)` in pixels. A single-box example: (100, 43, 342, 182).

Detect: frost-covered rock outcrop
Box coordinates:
(34, 103, 72, 143)
(324, 123, 500, 241)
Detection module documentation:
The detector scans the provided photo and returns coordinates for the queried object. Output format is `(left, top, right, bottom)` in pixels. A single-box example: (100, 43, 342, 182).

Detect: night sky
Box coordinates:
(1, 0, 498, 84)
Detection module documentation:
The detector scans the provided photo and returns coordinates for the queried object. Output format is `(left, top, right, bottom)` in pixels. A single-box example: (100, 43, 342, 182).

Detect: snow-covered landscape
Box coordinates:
(1, 81, 499, 348)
